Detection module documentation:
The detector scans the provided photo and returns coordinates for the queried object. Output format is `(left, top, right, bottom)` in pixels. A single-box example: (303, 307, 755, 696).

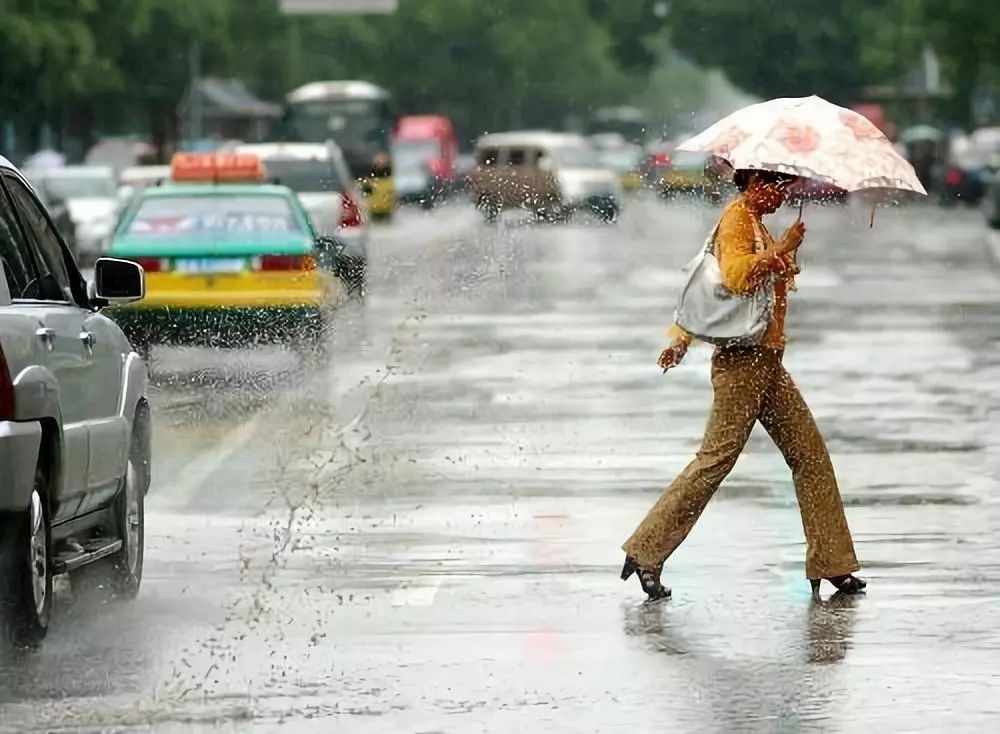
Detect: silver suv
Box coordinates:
(0, 155, 149, 646)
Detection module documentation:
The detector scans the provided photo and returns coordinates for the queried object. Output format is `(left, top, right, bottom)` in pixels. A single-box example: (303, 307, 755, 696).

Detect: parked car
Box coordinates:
(235, 142, 367, 293)
(22, 165, 120, 265)
(468, 131, 621, 223)
(0, 155, 149, 646)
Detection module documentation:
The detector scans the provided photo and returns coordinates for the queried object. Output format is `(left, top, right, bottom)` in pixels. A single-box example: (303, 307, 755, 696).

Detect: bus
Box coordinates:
(279, 80, 396, 219)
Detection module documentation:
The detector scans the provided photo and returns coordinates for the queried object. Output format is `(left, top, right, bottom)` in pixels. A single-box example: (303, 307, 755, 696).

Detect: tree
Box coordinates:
(664, 0, 881, 104)
(586, 0, 670, 72)
(921, 0, 1000, 124)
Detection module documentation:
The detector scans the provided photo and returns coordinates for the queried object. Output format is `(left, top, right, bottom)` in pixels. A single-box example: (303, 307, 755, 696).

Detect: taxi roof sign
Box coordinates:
(170, 152, 267, 183)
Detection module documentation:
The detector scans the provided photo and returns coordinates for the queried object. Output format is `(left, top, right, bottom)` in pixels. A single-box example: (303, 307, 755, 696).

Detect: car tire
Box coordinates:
(71, 405, 148, 601)
(336, 256, 367, 301)
(591, 197, 619, 224)
(478, 194, 501, 224)
(0, 473, 52, 646)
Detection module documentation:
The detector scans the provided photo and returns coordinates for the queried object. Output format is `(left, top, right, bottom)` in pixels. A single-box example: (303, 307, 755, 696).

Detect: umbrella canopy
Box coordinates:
(677, 95, 926, 197)
(900, 124, 944, 145)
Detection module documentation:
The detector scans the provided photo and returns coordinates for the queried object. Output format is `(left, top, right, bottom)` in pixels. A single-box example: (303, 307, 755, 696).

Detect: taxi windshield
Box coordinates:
(125, 194, 302, 236)
(261, 159, 341, 193)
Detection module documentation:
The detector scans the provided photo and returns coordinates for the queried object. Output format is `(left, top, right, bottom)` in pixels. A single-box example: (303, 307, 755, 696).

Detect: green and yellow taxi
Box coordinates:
(108, 152, 344, 350)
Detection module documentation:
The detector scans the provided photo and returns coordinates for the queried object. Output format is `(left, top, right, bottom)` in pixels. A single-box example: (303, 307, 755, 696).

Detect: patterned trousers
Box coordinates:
(622, 347, 859, 579)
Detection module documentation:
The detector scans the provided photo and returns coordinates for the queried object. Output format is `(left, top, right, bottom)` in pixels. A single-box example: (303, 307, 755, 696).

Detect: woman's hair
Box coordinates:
(734, 169, 797, 192)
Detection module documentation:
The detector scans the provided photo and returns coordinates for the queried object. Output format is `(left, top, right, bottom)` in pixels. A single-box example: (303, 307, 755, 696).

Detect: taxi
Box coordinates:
(107, 152, 344, 351)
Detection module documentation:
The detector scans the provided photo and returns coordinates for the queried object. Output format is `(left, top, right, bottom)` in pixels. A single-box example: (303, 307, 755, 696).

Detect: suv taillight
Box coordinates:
(0, 344, 15, 421)
(340, 193, 363, 228)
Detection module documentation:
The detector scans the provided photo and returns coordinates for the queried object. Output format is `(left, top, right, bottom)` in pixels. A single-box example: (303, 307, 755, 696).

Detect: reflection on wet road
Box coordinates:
(2, 200, 1000, 732)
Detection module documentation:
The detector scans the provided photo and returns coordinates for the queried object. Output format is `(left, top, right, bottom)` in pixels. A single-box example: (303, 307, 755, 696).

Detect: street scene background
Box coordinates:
(2, 1, 1000, 732)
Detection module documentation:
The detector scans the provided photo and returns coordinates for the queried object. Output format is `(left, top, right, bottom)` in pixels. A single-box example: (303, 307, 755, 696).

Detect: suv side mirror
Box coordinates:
(93, 257, 145, 305)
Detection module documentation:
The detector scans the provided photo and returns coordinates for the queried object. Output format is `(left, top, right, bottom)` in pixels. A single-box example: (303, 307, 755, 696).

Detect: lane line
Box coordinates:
(149, 412, 266, 511)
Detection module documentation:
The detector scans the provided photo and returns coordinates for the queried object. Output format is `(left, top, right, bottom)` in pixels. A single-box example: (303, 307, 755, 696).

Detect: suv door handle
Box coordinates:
(79, 331, 95, 350)
(35, 326, 55, 350)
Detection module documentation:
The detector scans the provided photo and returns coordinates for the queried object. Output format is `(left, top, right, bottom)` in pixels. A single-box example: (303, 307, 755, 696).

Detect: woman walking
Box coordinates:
(621, 169, 866, 600)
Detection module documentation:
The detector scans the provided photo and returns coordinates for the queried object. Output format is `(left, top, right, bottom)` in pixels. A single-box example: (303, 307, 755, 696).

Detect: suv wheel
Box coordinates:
(478, 194, 501, 224)
(0, 475, 52, 646)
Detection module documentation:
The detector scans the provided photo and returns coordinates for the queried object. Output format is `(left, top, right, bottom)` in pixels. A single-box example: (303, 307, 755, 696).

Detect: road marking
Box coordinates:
(152, 413, 266, 511)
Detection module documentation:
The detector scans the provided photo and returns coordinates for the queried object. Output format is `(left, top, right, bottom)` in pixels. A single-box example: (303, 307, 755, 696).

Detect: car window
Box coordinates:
(4, 175, 74, 302)
(507, 148, 527, 166)
(476, 147, 500, 166)
(0, 190, 39, 299)
(125, 194, 303, 236)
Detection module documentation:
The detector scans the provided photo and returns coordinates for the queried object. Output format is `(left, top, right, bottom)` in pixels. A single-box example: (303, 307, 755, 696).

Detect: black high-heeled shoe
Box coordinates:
(810, 574, 867, 595)
(621, 556, 671, 600)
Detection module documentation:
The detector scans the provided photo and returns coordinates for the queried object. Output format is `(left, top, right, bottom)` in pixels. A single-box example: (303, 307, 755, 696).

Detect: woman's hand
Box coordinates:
(658, 340, 688, 373)
(776, 220, 805, 256)
(761, 220, 804, 275)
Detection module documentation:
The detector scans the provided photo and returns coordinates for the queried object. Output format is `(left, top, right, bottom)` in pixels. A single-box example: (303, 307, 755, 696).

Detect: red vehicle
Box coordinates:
(392, 115, 458, 208)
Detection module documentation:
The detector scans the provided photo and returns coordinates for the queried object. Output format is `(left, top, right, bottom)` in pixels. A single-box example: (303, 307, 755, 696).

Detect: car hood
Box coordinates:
(66, 197, 117, 223)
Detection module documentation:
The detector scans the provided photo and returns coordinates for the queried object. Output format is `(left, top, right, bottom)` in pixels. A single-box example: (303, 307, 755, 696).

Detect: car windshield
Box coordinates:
(261, 159, 341, 193)
(40, 174, 115, 199)
(124, 194, 302, 236)
(393, 140, 440, 172)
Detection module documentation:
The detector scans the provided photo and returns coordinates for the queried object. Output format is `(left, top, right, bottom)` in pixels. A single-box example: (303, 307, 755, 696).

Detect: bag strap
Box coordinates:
(704, 216, 725, 256)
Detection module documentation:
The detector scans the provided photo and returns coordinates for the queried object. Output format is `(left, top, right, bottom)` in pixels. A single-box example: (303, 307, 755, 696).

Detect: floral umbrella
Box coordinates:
(677, 95, 926, 204)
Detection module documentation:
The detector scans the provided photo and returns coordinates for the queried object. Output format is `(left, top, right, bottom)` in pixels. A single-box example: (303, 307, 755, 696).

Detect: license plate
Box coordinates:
(174, 258, 247, 274)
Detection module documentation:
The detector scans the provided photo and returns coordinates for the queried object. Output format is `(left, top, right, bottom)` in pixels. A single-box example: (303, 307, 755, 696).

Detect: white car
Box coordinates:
(0, 155, 149, 646)
(469, 131, 622, 222)
(117, 164, 171, 208)
(234, 142, 367, 293)
(22, 165, 120, 264)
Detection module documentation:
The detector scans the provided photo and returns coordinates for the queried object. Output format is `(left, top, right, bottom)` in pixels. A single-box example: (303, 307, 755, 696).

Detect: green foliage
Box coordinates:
(5, 0, 998, 153)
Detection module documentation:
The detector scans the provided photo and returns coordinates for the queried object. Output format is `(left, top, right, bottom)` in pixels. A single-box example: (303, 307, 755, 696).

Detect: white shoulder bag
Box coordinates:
(673, 216, 775, 347)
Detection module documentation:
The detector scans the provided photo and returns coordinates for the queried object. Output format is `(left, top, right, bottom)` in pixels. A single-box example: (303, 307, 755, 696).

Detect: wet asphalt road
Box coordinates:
(2, 197, 1000, 732)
